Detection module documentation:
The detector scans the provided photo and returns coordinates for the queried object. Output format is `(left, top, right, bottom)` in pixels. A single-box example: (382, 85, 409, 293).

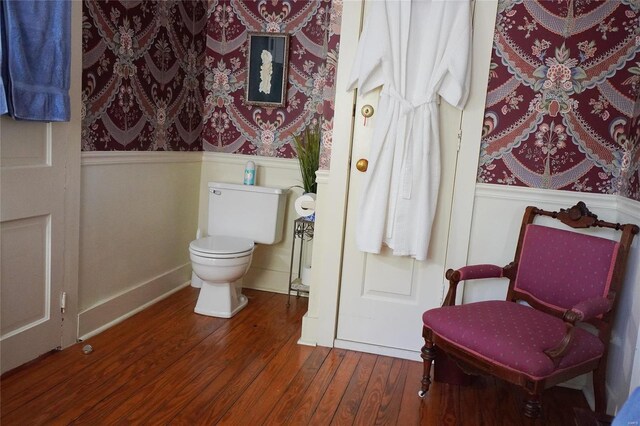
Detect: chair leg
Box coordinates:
(593, 361, 607, 414)
(524, 392, 542, 419)
(418, 327, 436, 398)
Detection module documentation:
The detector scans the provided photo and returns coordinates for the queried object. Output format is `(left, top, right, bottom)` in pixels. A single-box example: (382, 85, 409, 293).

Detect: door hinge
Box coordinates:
(457, 130, 463, 152)
(60, 292, 67, 314)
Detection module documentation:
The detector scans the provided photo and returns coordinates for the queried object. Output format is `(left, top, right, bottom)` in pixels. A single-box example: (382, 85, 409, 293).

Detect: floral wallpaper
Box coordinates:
(201, 0, 341, 168)
(477, 0, 640, 201)
(81, 0, 342, 169)
(82, 1, 207, 151)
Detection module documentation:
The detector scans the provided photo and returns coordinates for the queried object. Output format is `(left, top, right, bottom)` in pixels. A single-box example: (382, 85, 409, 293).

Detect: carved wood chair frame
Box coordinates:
(419, 202, 639, 418)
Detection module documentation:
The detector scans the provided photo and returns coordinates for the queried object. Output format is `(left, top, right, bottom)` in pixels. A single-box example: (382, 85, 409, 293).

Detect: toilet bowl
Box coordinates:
(190, 182, 286, 318)
(189, 235, 254, 318)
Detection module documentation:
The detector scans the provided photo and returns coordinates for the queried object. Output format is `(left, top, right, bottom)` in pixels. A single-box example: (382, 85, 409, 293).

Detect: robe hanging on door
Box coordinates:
(347, 0, 471, 261)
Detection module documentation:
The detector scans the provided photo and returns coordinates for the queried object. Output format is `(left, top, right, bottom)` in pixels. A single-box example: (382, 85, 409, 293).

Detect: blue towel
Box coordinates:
(0, 3, 8, 115)
(613, 387, 640, 426)
(1, 0, 71, 121)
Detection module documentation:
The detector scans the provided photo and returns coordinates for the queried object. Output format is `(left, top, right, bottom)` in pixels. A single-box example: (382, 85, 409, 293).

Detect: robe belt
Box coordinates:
(381, 87, 436, 201)
(382, 87, 435, 113)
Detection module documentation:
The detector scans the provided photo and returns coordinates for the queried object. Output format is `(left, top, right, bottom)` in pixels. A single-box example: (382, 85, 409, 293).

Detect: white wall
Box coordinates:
(198, 152, 303, 295)
(77, 152, 201, 338)
(464, 184, 640, 413)
(608, 197, 640, 412)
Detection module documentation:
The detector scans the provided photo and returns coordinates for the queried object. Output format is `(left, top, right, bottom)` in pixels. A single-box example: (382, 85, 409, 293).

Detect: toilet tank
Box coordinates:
(208, 182, 286, 244)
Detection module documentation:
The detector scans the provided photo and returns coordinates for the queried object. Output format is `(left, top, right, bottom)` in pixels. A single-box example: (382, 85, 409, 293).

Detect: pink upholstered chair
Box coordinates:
(419, 202, 639, 419)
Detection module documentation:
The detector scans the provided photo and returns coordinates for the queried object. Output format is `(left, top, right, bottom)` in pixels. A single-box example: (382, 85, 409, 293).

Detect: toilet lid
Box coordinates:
(190, 235, 254, 257)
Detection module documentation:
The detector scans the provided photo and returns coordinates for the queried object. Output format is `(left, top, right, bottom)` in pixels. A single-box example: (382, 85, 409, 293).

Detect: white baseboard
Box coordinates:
(243, 267, 290, 294)
(334, 339, 422, 362)
(298, 313, 318, 347)
(78, 263, 192, 339)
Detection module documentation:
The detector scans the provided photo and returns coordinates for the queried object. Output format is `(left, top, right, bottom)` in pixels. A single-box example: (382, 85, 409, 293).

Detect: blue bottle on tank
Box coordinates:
(243, 161, 256, 185)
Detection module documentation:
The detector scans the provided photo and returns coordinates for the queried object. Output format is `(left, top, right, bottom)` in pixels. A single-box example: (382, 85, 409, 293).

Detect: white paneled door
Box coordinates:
(336, 88, 463, 359)
(0, 3, 81, 374)
(0, 117, 69, 372)
(336, 0, 496, 359)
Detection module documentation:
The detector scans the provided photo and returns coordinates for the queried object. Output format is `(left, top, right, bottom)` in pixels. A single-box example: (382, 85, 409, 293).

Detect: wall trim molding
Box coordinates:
(81, 151, 203, 165)
(476, 184, 640, 219)
(81, 151, 312, 170)
(475, 183, 616, 209)
(77, 263, 192, 339)
(315, 170, 330, 184)
(202, 151, 298, 170)
(617, 196, 640, 219)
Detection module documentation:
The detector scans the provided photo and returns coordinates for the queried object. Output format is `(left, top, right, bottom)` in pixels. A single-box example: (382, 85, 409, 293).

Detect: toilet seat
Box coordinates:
(189, 235, 254, 259)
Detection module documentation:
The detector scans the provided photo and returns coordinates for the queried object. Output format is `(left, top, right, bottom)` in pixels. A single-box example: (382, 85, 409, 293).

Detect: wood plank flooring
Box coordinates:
(1, 287, 590, 425)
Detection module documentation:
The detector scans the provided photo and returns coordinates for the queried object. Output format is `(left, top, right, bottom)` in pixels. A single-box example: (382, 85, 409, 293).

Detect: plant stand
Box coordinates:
(287, 217, 314, 306)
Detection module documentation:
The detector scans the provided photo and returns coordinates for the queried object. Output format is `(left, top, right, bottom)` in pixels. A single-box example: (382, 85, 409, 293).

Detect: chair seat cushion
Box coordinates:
(423, 301, 605, 380)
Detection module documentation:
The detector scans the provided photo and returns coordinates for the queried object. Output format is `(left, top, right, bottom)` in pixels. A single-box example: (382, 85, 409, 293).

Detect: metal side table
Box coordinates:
(287, 217, 314, 306)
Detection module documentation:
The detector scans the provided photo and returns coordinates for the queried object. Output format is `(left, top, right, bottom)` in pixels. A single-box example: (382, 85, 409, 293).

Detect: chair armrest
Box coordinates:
(566, 296, 613, 322)
(442, 263, 511, 306)
(456, 264, 504, 281)
(545, 296, 613, 362)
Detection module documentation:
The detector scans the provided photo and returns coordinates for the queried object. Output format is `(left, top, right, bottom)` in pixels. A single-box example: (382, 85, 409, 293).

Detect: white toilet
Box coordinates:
(189, 182, 286, 318)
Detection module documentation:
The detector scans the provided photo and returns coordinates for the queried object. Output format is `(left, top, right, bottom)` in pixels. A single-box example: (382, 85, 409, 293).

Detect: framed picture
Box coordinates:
(245, 32, 290, 107)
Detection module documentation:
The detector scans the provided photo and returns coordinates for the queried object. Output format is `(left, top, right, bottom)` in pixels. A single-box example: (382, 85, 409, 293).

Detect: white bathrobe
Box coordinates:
(347, 0, 471, 261)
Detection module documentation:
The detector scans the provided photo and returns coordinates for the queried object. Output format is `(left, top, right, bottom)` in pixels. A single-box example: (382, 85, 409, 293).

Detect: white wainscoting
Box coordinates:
(466, 183, 640, 413)
(199, 152, 302, 294)
(78, 152, 201, 338)
(78, 264, 192, 339)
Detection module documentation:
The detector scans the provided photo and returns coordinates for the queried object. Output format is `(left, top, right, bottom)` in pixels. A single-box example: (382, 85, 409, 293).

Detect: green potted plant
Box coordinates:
(292, 123, 321, 194)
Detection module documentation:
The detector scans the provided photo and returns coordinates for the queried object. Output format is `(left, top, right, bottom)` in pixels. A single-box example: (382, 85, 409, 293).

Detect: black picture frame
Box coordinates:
(245, 32, 290, 107)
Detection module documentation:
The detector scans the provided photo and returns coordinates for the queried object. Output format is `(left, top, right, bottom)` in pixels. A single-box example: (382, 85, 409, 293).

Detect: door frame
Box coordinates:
(301, 0, 498, 349)
(299, 0, 362, 347)
(60, 0, 82, 350)
(441, 0, 499, 302)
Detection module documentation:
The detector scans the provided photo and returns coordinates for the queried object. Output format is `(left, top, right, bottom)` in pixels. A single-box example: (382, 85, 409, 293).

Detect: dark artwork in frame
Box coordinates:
(245, 32, 290, 107)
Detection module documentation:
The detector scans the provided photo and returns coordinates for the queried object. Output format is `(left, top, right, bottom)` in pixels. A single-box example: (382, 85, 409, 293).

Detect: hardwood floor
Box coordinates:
(1, 287, 590, 425)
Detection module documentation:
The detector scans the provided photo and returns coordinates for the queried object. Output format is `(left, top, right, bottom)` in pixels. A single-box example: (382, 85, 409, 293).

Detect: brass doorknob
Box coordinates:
(361, 104, 374, 118)
(356, 158, 368, 172)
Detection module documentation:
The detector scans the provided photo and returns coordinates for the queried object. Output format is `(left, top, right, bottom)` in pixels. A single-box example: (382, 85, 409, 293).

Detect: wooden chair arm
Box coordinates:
(544, 322, 575, 361)
(442, 263, 515, 307)
(544, 296, 613, 363)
